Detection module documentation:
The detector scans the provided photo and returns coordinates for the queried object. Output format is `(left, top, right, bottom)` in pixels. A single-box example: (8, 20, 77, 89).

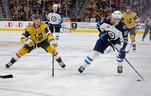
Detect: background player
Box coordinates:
(46, 4, 63, 46)
(122, 6, 141, 51)
(142, 13, 151, 41)
(78, 11, 128, 74)
(5, 14, 66, 69)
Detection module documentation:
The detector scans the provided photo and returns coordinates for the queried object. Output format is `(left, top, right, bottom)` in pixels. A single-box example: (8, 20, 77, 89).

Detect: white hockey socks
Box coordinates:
(55, 32, 60, 44)
(83, 51, 100, 68)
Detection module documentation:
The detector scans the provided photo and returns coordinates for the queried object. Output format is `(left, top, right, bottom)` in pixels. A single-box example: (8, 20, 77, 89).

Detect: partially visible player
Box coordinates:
(122, 6, 141, 51)
(46, 4, 63, 46)
(78, 11, 128, 74)
(5, 14, 66, 69)
(142, 14, 151, 41)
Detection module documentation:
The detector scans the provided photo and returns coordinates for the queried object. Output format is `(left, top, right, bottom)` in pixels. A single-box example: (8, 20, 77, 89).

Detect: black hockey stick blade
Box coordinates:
(0, 74, 13, 79)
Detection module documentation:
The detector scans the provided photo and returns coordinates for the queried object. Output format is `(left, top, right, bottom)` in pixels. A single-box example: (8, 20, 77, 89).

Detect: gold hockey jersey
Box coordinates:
(21, 22, 54, 44)
(122, 12, 139, 28)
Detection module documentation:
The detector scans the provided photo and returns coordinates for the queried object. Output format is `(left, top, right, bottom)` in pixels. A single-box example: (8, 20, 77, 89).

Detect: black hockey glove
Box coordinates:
(99, 31, 115, 41)
(58, 23, 62, 28)
(119, 49, 126, 59)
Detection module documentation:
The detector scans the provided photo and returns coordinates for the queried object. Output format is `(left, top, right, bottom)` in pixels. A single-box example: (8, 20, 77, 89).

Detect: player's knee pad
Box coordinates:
(18, 47, 29, 56)
(130, 35, 135, 42)
(84, 51, 100, 65)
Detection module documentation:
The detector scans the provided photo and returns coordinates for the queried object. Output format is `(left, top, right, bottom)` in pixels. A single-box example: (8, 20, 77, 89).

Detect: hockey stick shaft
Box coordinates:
(107, 39, 144, 80)
(52, 45, 55, 77)
(127, 29, 138, 53)
(0, 74, 13, 79)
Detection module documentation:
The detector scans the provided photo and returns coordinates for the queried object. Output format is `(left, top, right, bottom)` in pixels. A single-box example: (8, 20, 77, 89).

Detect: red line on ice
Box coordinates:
(0, 88, 52, 96)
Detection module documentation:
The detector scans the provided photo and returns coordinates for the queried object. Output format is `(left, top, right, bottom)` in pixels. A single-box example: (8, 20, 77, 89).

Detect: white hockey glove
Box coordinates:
(50, 40, 57, 47)
(136, 24, 141, 30)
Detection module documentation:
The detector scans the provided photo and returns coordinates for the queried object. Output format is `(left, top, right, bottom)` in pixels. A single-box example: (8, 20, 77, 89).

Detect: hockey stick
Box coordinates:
(52, 45, 55, 77)
(0, 74, 13, 79)
(126, 29, 138, 53)
(107, 39, 145, 81)
(61, 27, 76, 31)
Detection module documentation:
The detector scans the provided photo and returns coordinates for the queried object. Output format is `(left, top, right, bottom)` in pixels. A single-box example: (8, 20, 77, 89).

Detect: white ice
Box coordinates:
(0, 31, 151, 96)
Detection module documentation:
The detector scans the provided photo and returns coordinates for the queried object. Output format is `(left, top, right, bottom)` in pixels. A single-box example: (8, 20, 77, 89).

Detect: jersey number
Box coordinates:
(126, 18, 132, 24)
(35, 33, 43, 41)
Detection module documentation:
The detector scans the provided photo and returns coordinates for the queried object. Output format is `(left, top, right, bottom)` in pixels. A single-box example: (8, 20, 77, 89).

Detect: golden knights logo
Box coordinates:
(35, 33, 43, 41)
(126, 17, 132, 24)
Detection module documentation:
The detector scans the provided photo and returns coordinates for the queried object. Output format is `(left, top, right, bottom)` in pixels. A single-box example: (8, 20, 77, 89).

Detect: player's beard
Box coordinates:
(35, 24, 40, 29)
(126, 11, 131, 15)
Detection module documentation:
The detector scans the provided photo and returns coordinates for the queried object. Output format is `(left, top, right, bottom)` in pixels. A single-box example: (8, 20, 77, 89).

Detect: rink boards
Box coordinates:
(0, 21, 149, 34)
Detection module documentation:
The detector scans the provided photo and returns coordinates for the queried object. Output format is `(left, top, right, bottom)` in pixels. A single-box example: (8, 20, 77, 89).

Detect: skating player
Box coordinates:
(78, 11, 128, 74)
(122, 6, 141, 51)
(5, 14, 66, 68)
(46, 4, 63, 46)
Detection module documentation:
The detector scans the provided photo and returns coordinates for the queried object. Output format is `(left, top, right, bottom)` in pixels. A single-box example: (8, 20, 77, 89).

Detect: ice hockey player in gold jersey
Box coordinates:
(5, 14, 66, 68)
(122, 6, 141, 51)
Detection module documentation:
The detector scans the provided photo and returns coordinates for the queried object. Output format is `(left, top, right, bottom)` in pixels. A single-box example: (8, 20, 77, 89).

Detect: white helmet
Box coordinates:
(53, 4, 58, 8)
(111, 11, 122, 20)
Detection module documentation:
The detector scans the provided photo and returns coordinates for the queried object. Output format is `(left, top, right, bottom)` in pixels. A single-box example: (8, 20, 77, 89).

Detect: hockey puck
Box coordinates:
(137, 79, 141, 81)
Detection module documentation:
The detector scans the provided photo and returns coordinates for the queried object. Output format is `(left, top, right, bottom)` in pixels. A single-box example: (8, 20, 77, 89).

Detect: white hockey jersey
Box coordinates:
(97, 18, 128, 49)
(47, 10, 62, 25)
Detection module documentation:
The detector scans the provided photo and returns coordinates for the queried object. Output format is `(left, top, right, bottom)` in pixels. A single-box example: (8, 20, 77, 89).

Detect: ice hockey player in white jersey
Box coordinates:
(78, 11, 128, 74)
(46, 4, 63, 46)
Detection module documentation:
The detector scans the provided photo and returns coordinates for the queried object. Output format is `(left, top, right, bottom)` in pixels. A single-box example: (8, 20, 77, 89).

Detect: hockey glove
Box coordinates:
(136, 24, 141, 30)
(50, 40, 57, 47)
(119, 49, 126, 59)
(58, 23, 62, 28)
(24, 38, 35, 47)
(99, 31, 115, 41)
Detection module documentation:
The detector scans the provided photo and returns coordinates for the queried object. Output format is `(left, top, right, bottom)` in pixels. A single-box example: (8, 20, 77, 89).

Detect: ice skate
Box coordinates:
(132, 43, 136, 51)
(77, 66, 85, 74)
(117, 66, 123, 74)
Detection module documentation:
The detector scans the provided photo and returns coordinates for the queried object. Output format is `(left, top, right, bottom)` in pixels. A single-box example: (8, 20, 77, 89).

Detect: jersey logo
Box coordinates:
(108, 31, 115, 39)
(126, 18, 132, 24)
(35, 33, 43, 41)
(51, 16, 57, 22)
(123, 25, 126, 29)
(107, 26, 110, 28)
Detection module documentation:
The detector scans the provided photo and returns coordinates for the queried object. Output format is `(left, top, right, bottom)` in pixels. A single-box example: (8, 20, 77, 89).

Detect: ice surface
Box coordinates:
(0, 31, 151, 96)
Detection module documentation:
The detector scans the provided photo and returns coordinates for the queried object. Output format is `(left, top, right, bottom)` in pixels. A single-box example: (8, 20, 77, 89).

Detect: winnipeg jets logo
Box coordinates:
(51, 16, 57, 22)
(108, 31, 115, 39)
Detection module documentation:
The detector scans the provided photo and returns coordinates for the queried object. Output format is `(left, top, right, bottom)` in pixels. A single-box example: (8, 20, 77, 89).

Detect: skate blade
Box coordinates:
(77, 71, 82, 75)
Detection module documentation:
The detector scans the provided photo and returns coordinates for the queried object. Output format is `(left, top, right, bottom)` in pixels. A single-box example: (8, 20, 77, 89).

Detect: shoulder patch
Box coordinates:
(123, 25, 127, 29)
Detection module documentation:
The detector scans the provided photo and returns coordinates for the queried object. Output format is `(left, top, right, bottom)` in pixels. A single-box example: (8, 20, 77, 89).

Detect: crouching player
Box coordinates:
(78, 11, 128, 74)
(5, 14, 66, 69)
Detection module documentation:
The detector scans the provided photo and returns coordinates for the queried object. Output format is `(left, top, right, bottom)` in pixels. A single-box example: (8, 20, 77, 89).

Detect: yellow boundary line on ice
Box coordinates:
(0, 29, 24, 31)
(72, 30, 146, 34)
(0, 28, 148, 34)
